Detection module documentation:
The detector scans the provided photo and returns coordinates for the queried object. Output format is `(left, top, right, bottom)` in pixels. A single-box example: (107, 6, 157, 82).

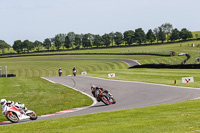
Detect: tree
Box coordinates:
(114, 32, 123, 46)
(109, 32, 115, 46)
(93, 34, 103, 48)
(23, 40, 34, 53)
(160, 23, 173, 42)
(50, 38, 55, 50)
(87, 33, 93, 48)
(146, 29, 156, 44)
(74, 34, 81, 49)
(102, 33, 111, 47)
(67, 32, 75, 48)
(64, 36, 71, 49)
(135, 28, 146, 44)
(0, 40, 10, 54)
(170, 28, 180, 42)
(33, 40, 42, 51)
(180, 28, 193, 40)
(82, 34, 91, 48)
(43, 38, 51, 50)
(123, 30, 135, 46)
(80, 33, 84, 47)
(56, 33, 66, 50)
(158, 27, 166, 43)
(13, 40, 22, 53)
(153, 28, 159, 43)
(54, 35, 62, 50)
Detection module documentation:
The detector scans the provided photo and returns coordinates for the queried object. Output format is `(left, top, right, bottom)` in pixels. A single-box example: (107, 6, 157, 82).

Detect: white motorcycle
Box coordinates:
(5, 105, 37, 123)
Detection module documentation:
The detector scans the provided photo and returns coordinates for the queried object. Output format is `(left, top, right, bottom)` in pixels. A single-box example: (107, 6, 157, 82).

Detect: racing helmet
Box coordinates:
(0, 99, 7, 106)
(91, 85, 96, 91)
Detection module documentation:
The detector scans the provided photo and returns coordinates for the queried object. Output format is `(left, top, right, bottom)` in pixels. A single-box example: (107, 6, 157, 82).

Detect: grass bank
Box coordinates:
(85, 68, 200, 88)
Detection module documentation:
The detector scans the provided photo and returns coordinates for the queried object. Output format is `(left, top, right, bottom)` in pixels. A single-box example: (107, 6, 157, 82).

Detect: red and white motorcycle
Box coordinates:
(5, 105, 37, 123)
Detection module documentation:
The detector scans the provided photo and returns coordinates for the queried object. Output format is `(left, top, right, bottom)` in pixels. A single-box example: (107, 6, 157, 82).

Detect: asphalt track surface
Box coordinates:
(1, 59, 200, 125)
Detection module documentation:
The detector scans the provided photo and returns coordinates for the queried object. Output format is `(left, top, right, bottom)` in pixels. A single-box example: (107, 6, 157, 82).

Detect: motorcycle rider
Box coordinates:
(1, 99, 14, 116)
(15, 102, 28, 114)
(72, 66, 77, 76)
(1, 99, 27, 115)
(58, 67, 63, 77)
(91, 85, 113, 102)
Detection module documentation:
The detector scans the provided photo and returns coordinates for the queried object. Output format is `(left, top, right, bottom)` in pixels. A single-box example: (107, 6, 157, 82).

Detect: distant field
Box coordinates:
(1, 40, 200, 65)
(192, 31, 200, 38)
(0, 56, 128, 77)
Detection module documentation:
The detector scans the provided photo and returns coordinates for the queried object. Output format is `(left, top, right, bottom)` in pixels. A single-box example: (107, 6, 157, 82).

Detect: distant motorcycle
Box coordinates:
(5, 105, 37, 123)
(73, 70, 77, 76)
(94, 89, 116, 105)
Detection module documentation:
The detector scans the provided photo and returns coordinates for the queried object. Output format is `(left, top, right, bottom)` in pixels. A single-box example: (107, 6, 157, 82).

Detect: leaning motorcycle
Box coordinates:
(95, 90, 116, 105)
(5, 105, 37, 123)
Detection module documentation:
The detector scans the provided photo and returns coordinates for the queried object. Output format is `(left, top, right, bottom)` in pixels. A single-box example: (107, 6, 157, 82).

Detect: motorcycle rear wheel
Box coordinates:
(6, 112, 19, 123)
(27, 112, 37, 120)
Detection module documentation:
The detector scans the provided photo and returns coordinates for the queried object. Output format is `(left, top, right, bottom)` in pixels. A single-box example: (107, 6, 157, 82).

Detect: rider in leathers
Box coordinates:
(0, 99, 28, 115)
(91, 85, 113, 102)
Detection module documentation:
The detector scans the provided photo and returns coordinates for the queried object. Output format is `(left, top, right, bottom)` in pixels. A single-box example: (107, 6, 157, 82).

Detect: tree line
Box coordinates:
(0, 23, 195, 54)
(0, 40, 11, 54)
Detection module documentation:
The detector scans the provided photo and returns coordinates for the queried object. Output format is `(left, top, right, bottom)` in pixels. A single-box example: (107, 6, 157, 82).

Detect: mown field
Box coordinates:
(1, 41, 200, 132)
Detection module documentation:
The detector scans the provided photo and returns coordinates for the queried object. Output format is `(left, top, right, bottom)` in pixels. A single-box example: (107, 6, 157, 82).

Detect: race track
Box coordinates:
(1, 59, 200, 125)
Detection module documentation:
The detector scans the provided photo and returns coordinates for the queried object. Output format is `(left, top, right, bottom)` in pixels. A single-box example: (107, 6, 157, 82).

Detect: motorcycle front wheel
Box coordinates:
(6, 112, 19, 123)
(112, 98, 116, 104)
(27, 112, 37, 120)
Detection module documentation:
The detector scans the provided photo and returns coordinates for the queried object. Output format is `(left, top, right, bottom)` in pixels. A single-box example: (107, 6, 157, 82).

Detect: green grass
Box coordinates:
(0, 77, 93, 122)
(1, 99, 200, 133)
(192, 31, 200, 38)
(0, 56, 128, 77)
(85, 68, 200, 88)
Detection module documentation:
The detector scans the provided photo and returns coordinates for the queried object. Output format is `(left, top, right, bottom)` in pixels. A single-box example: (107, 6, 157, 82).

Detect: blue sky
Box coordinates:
(0, 0, 200, 45)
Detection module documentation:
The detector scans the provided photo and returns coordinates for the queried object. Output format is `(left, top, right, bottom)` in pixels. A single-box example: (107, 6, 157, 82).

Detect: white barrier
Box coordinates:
(182, 77, 194, 83)
(0, 66, 7, 77)
(108, 73, 115, 78)
(81, 72, 87, 75)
